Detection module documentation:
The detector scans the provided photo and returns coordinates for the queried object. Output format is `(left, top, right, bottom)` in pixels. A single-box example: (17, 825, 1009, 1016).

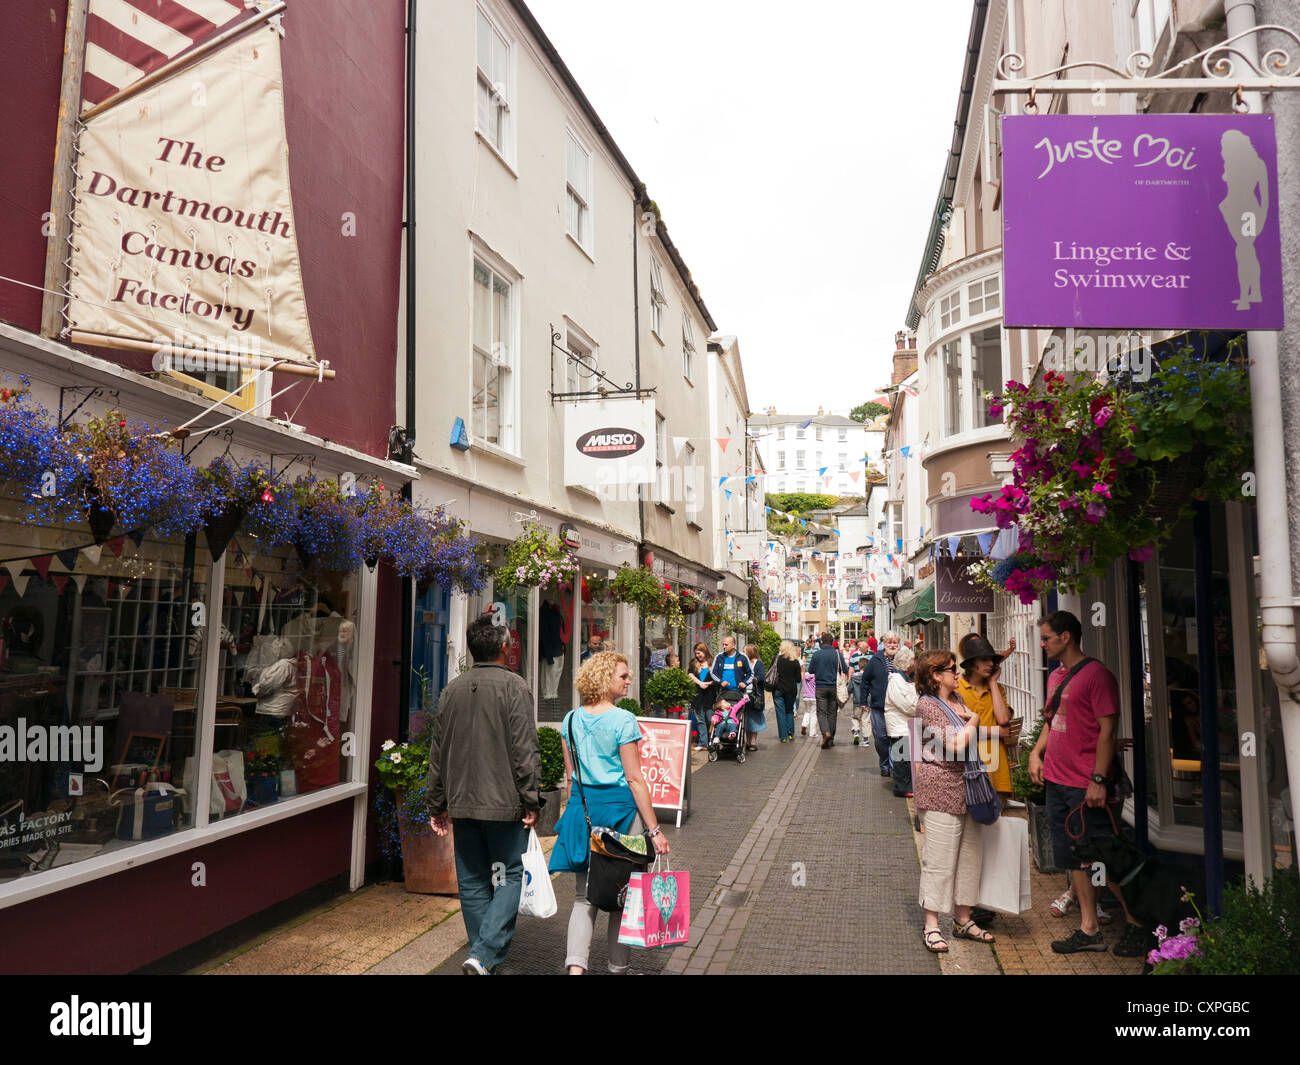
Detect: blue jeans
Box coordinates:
(452, 818, 529, 972)
(870, 708, 892, 771)
(712, 718, 739, 744)
(772, 689, 796, 739)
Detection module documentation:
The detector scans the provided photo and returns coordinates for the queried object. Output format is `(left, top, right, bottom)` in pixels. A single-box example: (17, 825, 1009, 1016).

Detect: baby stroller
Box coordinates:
(708, 692, 750, 764)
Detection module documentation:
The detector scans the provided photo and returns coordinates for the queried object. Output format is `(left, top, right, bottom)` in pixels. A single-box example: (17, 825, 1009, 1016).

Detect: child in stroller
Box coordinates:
(708, 693, 751, 763)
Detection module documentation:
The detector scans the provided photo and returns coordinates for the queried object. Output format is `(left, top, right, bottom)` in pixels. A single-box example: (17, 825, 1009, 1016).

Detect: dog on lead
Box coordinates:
(1070, 829, 1204, 970)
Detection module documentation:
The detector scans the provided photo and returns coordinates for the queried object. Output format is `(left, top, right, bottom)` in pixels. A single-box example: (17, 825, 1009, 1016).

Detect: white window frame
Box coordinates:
(682, 312, 696, 382)
(654, 411, 667, 503)
(471, 247, 520, 453)
(939, 290, 961, 331)
(565, 128, 594, 255)
(475, 5, 514, 165)
(838, 428, 847, 443)
(683, 442, 697, 517)
(777, 450, 785, 471)
(1133, 0, 1172, 61)
(564, 321, 597, 398)
(648, 257, 667, 340)
(967, 275, 1000, 317)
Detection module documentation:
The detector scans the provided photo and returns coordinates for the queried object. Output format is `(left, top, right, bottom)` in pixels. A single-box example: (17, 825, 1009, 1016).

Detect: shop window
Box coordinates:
(0, 521, 207, 882)
(537, 585, 572, 724)
(218, 546, 359, 820)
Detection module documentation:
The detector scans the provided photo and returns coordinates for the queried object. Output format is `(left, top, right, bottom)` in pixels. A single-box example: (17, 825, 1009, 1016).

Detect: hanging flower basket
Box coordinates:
(68, 410, 205, 539)
(972, 343, 1251, 597)
(494, 521, 578, 592)
(198, 457, 273, 561)
(292, 477, 364, 576)
(611, 564, 669, 616)
(679, 589, 701, 615)
(83, 483, 117, 546)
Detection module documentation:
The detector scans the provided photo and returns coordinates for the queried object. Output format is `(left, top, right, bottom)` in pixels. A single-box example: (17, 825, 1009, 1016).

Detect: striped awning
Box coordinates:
(82, 0, 246, 108)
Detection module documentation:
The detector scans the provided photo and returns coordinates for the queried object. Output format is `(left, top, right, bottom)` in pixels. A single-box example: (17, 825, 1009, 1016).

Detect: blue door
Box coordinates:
(412, 585, 450, 718)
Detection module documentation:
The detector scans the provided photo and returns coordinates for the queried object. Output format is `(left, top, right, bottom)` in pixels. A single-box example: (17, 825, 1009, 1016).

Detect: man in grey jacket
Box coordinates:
(429, 615, 540, 975)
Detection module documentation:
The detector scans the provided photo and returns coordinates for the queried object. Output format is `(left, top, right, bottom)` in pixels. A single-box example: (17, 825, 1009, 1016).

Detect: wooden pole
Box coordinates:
(66, 330, 336, 379)
(40, 0, 90, 339)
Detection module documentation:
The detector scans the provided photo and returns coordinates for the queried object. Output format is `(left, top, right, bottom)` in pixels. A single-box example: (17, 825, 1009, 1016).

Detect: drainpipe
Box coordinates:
(633, 197, 646, 697)
(1230, 0, 1300, 879)
(399, 0, 418, 734)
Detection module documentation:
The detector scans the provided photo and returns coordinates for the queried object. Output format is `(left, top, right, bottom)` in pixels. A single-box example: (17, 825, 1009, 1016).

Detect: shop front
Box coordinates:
(411, 468, 639, 723)
(0, 329, 410, 972)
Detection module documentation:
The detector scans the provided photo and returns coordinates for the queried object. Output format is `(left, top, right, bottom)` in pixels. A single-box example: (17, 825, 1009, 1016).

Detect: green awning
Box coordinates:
(894, 583, 938, 626)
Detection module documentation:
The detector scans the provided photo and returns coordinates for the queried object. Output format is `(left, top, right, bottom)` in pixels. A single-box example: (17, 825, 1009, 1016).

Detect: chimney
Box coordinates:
(891, 329, 918, 388)
(817, 405, 824, 416)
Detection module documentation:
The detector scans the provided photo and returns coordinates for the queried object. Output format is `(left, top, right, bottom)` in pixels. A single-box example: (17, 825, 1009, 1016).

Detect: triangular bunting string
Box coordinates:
(714, 437, 731, 453)
(71, 574, 88, 594)
(107, 537, 125, 559)
(81, 543, 102, 566)
(52, 575, 69, 594)
(30, 555, 53, 580)
(55, 547, 80, 572)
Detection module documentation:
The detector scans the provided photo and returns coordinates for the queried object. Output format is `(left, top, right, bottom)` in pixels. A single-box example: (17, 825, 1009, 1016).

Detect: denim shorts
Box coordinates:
(1045, 780, 1117, 869)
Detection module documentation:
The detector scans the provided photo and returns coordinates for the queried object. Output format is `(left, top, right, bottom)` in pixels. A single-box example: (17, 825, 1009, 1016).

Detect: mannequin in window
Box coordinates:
(539, 600, 566, 699)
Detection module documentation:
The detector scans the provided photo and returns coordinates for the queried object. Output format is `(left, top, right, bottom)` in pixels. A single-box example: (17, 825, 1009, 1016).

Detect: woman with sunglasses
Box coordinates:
(913, 649, 991, 953)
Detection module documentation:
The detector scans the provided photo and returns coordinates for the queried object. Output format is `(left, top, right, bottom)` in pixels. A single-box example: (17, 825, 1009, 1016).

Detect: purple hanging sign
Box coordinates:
(1002, 114, 1283, 328)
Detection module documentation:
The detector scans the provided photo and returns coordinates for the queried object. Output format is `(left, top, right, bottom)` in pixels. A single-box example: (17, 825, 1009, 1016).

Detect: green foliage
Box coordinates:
(373, 731, 432, 794)
(748, 583, 764, 621)
(849, 401, 889, 423)
(766, 492, 838, 536)
(616, 697, 643, 716)
(1188, 875, 1300, 975)
(611, 564, 668, 616)
(537, 726, 564, 791)
(494, 521, 579, 592)
(643, 667, 697, 710)
(1011, 719, 1046, 805)
(756, 623, 781, 669)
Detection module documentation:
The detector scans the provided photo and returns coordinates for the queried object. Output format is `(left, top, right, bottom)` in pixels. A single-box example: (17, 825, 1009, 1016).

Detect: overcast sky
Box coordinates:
(527, 0, 977, 416)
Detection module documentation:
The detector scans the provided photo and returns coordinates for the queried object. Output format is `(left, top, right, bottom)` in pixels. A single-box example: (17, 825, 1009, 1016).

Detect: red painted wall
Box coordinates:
(0, 4, 68, 333)
(0, 1, 405, 460)
(366, 565, 403, 860)
(0, 803, 352, 975)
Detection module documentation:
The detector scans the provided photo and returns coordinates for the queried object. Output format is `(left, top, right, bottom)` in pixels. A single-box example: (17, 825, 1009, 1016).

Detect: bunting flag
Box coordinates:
(895, 539, 903, 552)
(52, 575, 70, 594)
(899, 445, 911, 458)
(818, 466, 828, 476)
(30, 555, 53, 580)
(127, 529, 146, 549)
(107, 537, 125, 558)
(947, 536, 961, 558)
(724, 489, 733, 500)
(82, 543, 102, 566)
(6, 569, 29, 598)
(55, 547, 80, 572)
(745, 475, 757, 483)
(977, 532, 994, 555)
(849, 471, 860, 483)
(715, 437, 731, 453)
(71, 573, 88, 594)
(718, 476, 728, 487)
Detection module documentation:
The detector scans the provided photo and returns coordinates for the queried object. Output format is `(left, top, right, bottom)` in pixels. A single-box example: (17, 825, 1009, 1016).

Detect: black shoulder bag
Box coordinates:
(1042, 657, 1132, 801)
(567, 714, 654, 913)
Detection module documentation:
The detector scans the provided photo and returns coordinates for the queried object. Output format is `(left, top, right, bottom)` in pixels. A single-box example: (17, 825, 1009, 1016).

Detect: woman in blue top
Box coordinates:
(549, 651, 670, 974)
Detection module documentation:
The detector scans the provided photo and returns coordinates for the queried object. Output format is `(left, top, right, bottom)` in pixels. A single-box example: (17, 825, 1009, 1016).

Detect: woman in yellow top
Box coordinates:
(956, 636, 1012, 799)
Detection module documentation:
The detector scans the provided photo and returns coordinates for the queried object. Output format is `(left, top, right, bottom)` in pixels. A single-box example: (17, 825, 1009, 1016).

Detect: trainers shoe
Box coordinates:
(462, 957, 490, 975)
(1050, 889, 1075, 917)
(1113, 922, 1150, 957)
(1051, 929, 1107, 954)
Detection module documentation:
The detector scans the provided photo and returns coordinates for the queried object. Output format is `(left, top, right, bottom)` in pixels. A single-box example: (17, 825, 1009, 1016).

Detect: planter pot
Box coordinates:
(84, 485, 116, 545)
(246, 773, 279, 807)
(1145, 449, 1207, 524)
(536, 789, 562, 836)
(395, 787, 458, 895)
(1026, 799, 1065, 875)
(203, 503, 245, 561)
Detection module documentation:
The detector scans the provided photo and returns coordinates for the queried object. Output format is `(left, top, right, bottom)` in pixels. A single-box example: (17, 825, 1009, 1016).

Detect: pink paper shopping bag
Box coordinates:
(640, 866, 689, 948)
(617, 872, 648, 947)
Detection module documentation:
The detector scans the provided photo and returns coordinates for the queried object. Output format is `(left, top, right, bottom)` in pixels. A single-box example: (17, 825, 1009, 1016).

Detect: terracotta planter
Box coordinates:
(394, 788, 458, 895)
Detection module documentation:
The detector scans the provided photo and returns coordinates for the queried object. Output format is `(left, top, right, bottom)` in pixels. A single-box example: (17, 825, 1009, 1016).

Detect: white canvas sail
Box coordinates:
(66, 21, 317, 368)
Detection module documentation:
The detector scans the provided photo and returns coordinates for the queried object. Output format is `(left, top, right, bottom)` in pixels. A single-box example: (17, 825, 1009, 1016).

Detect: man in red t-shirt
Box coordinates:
(1028, 610, 1145, 957)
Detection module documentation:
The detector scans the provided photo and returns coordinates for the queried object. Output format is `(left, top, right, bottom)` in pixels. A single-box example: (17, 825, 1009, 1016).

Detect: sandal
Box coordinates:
(923, 928, 949, 953)
(953, 919, 995, 944)
(1050, 888, 1074, 917)
(746, 744, 758, 751)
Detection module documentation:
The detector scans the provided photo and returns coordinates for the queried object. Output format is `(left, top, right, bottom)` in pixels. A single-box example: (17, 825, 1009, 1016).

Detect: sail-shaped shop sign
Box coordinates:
(66, 20, 317, 365)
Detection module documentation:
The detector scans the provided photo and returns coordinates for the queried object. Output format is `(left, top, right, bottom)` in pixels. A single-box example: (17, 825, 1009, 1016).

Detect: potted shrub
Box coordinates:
(611, 564, 669, 616)
(536, 726, 564, 836)
(373, 731, 458, 895)
(643, 667, 697, 714)
(1149, 878, 1300, 974)
(616, 697, 643, 716)
(1011, 720, 1063, 874)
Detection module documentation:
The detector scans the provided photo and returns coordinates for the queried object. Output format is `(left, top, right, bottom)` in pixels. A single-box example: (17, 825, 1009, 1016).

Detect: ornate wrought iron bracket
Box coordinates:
(57, 385, 120, 429)
(994, 24, 1300, 111)
(548, 325, 655, 403)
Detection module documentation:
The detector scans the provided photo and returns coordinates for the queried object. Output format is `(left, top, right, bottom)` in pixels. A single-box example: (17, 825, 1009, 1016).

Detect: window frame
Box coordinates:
(475, 5, 515, 165)
(564, 127, 594, 255)
(681, 312, 696, 383)
(648, 257, 667, 340)
(471, 248, 520, 453)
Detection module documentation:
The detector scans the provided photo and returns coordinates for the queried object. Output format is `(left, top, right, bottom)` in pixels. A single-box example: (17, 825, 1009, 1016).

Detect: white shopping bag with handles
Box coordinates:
(518, 828, 557, 918)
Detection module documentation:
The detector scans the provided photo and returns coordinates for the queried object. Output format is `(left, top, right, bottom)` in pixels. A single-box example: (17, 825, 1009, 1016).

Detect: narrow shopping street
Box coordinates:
(196, 699, 1141, 977)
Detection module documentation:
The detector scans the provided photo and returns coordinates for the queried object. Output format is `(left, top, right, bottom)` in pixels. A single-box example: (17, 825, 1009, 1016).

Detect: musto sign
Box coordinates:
(564, 397, 656, 487)
(1002, 114, 1282, 329)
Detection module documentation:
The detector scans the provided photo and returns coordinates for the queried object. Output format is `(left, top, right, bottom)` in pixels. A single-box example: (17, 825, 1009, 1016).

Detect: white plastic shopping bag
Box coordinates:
(977, 816, 1032, 915)
(518, 828, 557, 918)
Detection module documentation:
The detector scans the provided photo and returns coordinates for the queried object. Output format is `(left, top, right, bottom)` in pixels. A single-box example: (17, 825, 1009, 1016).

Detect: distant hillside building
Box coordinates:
(752, 409, 884, 498)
